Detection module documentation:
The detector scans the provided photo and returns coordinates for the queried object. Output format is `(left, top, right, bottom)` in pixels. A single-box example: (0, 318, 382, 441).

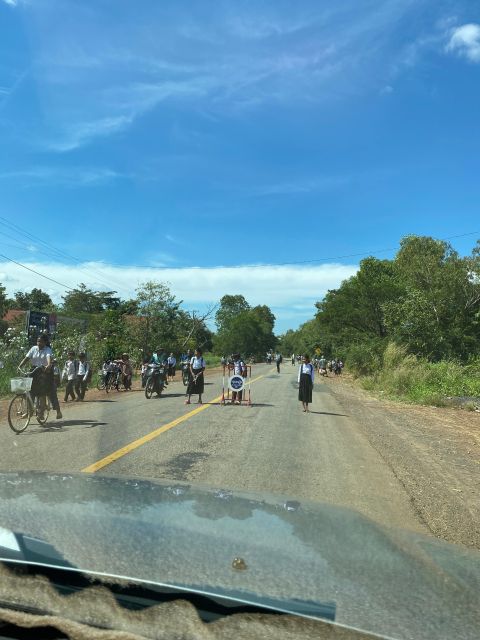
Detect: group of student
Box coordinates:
(18, 333, 91, 420)
(102, 355, 134, 391)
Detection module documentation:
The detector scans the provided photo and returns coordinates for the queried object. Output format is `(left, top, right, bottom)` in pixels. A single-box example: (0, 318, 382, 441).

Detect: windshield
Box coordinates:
(0, 2, 479, 639)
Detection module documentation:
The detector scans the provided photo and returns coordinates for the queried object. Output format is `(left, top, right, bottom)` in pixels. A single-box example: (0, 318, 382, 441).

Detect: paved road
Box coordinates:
(1, 363, 427, 535)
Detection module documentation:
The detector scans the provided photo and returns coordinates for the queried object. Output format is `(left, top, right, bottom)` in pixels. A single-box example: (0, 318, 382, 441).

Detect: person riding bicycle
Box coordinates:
(18, 334, 62, 420)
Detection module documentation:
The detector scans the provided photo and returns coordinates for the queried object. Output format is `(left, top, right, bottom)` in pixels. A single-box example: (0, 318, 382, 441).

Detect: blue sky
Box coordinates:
(0, 0, 479, 332)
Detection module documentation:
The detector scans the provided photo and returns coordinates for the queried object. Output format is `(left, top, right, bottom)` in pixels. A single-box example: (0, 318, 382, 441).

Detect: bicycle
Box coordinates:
(96, 370, 112, 393)
(8, 367, 51, 433)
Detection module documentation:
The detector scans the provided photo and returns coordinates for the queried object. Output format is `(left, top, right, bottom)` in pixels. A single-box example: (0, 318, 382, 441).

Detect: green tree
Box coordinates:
(213, 298, 276, 358)
(215, 295, 250, 332)
(133, 281, 182, 353)
(14, 288, 54, 311)
(62, 284, 120, 315)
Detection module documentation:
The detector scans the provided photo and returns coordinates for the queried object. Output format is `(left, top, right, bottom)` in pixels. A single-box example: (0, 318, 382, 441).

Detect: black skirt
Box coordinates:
(187, 368, 204, 395)
(31, 368, 50, 397)
(298, 373, 313, 403)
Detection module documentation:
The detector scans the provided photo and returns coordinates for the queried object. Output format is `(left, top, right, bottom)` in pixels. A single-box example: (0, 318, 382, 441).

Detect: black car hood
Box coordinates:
(0, 472, 478, 640)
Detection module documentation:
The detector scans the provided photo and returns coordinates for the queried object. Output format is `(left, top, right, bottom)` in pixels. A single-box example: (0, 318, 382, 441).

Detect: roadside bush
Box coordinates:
(345, 339, 385, 377)
(358, 342, 480, 406)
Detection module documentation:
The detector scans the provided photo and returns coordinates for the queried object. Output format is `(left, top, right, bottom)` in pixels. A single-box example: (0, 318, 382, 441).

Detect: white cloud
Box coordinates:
(21, 0, 431, 151)
(2, 0, 18, 6)
(446, 23, 480, 63)
(48, 115, 134, 152)
(0, 260, 357, 331)
(0, 166, 122, 186)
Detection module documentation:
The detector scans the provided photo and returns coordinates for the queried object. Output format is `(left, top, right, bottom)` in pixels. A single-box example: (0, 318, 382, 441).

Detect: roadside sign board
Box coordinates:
(228, 375, 245, 393)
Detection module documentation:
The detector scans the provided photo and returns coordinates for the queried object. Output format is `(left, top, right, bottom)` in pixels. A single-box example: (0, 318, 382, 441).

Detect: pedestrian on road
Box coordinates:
(185, 348, 205, 405)
(75, 352, 90, 401)
(167, 353, 176, 381)
(141, 358, 149, 388)
(291, 353, 295, 366)
(121, 353, 133, 390)
(298, 354, 314, 413)
(276, 352, 282, 373)
(230, 353, 247, 404)
(62, 351, 77, 402)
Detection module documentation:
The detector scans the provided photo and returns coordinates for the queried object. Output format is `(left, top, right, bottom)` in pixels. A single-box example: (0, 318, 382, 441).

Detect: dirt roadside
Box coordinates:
(325, 374, 480, 549)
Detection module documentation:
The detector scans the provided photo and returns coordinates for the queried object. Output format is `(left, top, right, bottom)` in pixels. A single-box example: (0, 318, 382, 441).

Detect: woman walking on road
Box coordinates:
(298, 354, 314, 413)
(185, 348, 206, 405)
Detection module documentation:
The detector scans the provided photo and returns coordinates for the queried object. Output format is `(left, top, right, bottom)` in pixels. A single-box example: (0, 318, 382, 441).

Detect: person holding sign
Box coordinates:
(231, 353, 247, 404)
(185, 348, 206, 405)
(298, 354, 314, 412)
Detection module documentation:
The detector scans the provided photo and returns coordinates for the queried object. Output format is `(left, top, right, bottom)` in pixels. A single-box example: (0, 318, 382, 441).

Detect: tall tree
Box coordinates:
(133, 281, 182, 353)
(62, 284, 119, 315)
(14, 288, 54, 311)
(215, 295, 250, 332)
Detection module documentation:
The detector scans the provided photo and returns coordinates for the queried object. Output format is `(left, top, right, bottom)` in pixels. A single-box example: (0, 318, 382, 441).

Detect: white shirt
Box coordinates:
(167, 356, 176, 365)
(190, 356, 206, 369)
(232, 360, 245, 375)
(26, 345, 52, 368)
(77, 360, 89, 376)
(62, 359, 77, 381)
(298, 363, 314, 383)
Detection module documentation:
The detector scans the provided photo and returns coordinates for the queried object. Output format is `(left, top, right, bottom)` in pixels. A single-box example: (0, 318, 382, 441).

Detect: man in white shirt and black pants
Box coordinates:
(75, 352, 90, 401)
(62, 351, 77, 402)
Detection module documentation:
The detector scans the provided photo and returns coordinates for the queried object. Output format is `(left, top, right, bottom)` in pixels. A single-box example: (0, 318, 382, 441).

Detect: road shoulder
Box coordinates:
(325, 375, 480, 549)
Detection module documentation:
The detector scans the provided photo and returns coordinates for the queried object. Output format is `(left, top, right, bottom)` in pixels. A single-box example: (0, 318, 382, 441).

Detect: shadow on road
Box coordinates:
(23, 420, 108, 434)
(307, 411, 349, 417)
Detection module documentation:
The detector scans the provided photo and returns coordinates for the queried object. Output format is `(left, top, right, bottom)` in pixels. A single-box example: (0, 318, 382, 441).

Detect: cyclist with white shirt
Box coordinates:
(18, 334, 62, 420)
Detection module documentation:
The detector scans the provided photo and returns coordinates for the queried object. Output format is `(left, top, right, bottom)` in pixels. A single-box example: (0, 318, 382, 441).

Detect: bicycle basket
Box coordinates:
(10, 377, 33, 393)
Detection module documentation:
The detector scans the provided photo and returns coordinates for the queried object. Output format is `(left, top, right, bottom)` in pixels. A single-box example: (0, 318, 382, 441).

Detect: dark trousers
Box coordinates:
(64, 380, 76, 401)
(276, 362, 280, 373)
(75, 375, 87, 400)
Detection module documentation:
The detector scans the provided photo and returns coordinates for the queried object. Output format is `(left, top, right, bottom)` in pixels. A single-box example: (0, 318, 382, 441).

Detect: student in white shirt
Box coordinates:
(231, 353, 246, 404)
(298, 354, 314, 413)
(167, 353, 177, 381)
(62, 351, 77, 402)
(185, 348, 206, 405)
(75, 352, 90, 401)
(18, 334, 62, 420)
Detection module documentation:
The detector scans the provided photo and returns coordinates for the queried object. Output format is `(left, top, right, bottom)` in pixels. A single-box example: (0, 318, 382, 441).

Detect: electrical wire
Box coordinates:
(0, 253, 74, 290)
(0, 216, 132, 293)
(104, 230, 480, 270)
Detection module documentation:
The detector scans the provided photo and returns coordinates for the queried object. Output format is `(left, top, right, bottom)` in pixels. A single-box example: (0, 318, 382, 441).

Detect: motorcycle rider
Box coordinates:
(151, 347, 168, 386)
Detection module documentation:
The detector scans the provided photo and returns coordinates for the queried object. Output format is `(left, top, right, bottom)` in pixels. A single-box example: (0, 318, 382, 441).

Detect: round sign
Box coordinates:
(228, 375, 245, 392)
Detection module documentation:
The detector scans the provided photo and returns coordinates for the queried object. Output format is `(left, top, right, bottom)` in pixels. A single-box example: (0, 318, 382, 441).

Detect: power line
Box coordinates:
(0, 216, 131, 293)
(105, 230, 480, 270)
(0, 253, 74, 290)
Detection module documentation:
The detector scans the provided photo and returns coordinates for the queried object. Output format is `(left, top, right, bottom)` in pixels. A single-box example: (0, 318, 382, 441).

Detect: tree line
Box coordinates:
(278, 235, 480, 373)
(0, 282, 277, 367)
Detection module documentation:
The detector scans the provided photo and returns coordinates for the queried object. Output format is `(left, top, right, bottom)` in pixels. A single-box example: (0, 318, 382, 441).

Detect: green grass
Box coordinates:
(355, 343, 480, 406)
(204, 354, 223, 367)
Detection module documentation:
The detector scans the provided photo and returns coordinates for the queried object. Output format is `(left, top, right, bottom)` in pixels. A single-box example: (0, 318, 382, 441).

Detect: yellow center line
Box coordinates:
(81, 370, 273, 474)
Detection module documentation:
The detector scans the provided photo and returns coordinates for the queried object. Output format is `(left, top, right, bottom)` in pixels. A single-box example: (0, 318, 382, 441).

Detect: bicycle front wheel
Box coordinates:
(8, 394, 30, 433)
(97, 378, 106, 391)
